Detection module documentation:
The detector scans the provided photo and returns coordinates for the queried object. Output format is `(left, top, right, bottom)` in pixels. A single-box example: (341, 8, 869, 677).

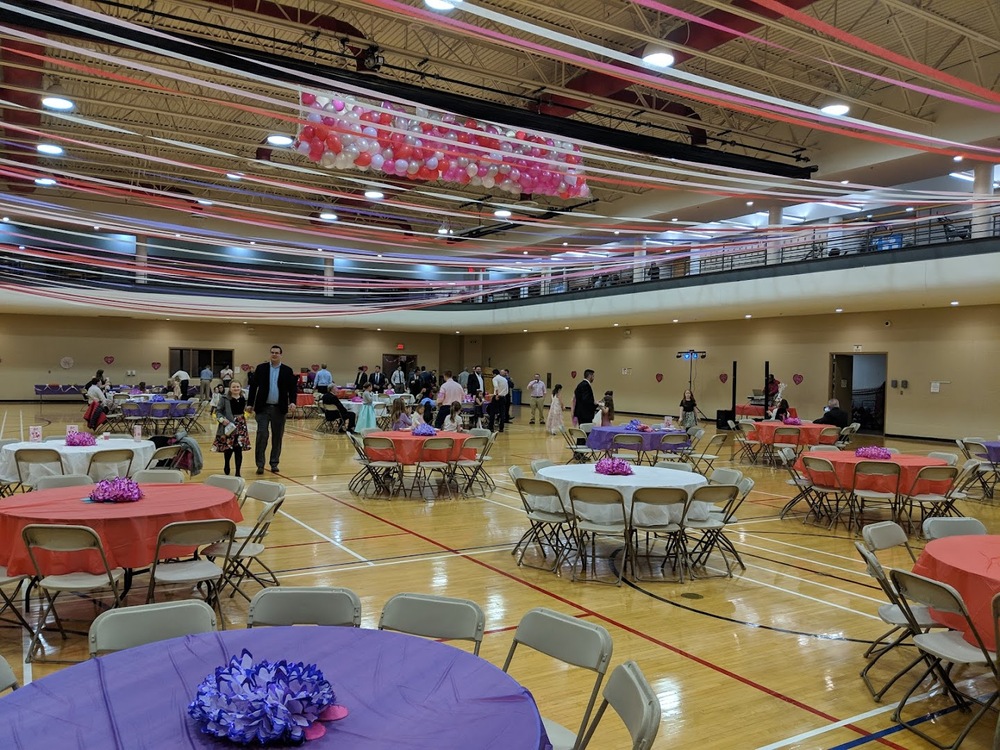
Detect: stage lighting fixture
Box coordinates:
(361, 46, 385, 72)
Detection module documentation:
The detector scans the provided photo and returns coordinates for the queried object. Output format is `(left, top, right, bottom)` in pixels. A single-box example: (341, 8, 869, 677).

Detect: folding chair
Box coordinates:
(610, 433, 646, 465)
(131, 468, 185, 484)
(21, 524, 125, 662)
(0, 565, 34, 639)
(960, 439, 997, 498)
(248, 586, 362, 627)
(851, 460, 902, 530)
(651, 432, 690, 465)
(680, 428, 705, 461)
(360, 436, 403, 497)
(776, 447, 816, 520)
(628, 487, 691, 583)
(731, 421, 762, 464)
(899, 465, 960, 532)
(85, 448, 135, 481)
(817, 426, 841, 446)
(147, 402, 174, 434)
(801, 454, 850, 529)
(922, 516, 987, 540)
(512, 476, 575, 572)
(408, 437, 457, 499)
(890, 569, 999, 750)
(452, 434, 495, 496)
(685, 484, 745, 577)
(578, 660, 661, 750)
(13, 448, 65, 493)
(236, 480, 285, 537)
(707, 467, 743, 486)
(531, 458, 556, 474)
(765, 426, 800, 465)
(120, 401, 147, 436)
(502, 607, 613, 750)
(203, 474, 246, 505)
(928, 451, 959, 466)
(32, 474, 94, 490)
(686, 433, 727, 474)
(144, 444, 183, 470)
(568, 485, 631, 586)
(204, 498, 284, 601)
(88, 600, 217, 656)
(562, 427, 596, 463)
(0, 654, 16, 692)
(653, 460, 692, 472)
(378, 592, 485, 654)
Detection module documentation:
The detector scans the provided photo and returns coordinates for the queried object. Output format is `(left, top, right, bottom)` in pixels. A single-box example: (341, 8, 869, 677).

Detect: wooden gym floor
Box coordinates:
(2, 401, 998, 750)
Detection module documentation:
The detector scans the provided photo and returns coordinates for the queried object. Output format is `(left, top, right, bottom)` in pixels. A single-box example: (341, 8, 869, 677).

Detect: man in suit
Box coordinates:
(370, 365, 387, 393)
(247, 344, 297, 474)
(354, 366, 369, 389)
(466, 365, 486, 396)
(572, 369, 596, 427)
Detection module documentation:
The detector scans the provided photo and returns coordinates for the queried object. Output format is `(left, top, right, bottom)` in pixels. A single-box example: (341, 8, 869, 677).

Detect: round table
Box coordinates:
(749, 421, 838, 446)
(0, 438, 157, 483)
(0, 627, 549, 749)
(366, 431, 476, 465)
(124, 399, 186, 417)
(795, 453, 948, 493)
(913, 536, 1000, 650)
(586, 425, 688, 454)
(537, 464, 708, 524)
(0, 484, 242, 576)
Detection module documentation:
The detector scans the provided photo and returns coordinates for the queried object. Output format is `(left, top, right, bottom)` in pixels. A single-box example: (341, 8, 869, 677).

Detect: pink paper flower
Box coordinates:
(66, 432, 97, 446)
(855, 446, 893, 460)
(595, 457, 634, 476)
(89, 477, 144, 503)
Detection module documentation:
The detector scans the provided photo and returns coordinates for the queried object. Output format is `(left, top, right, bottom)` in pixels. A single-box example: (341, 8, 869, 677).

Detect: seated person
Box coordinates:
(442, 402, 464, 432)
(321, 390, 357, 433)
(772, 398, 790, 422)
(389, 398, 413, 431)
(814, 398, 850, 428)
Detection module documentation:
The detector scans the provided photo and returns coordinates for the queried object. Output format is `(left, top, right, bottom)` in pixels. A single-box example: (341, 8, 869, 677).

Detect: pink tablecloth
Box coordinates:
(750, 422, 838, 446)
(913, 536, 1000, 649)
(0, 484, 242, 575)
(296, 393, 317, 407)
(365, 431, 476, 465)
(796, 453, 947, 494)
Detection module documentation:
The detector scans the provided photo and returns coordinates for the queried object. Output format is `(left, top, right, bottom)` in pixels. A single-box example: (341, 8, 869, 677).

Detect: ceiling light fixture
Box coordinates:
(641, 43, 675, 68)
(744, 314, 752, 319)
(41, 83, 75, 111)
(953, 155, 964, 162)
(33, 177, 56, 186)
(835, 308, 843, 313)
(266, 134, 294, 147)
(437, 225, 448, 235)
(364, 189, 385, 200)
(493, 209, 512, 218)
(36, 143, 64, 156)
(950, 300, 960, 306)
(319, 211, 339, 221)
(820, 102, 850, 117)
(226, 172, 243, 181)
(424, 0, 463, 10)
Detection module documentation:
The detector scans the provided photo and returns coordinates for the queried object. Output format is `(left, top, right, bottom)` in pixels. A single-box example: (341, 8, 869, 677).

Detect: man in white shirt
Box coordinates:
(434, 370, 466, 428)
(526, 373, 546, 425)
(391, 364, 407, 392)
(488, 368, 509, 433)
(172, 369, 191, 399)
(220, 364, 234, 391)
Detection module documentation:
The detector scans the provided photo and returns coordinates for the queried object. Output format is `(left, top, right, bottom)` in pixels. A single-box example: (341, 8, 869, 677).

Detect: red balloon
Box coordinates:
(354, 152, 372, 167)
(325, 135, 342, 154)
(301, 125, 315, 141)
(301, 92, 316, 106)
(464, 118, 478, 129)
(378, 112, 393, 125)
(396, 145, 412, 160)
(313, 125, 329, 141)
(309, 140, 325, 160)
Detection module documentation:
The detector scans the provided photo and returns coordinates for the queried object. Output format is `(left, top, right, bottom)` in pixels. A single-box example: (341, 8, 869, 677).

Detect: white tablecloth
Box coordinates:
(536, 464, 708, 525)
(0, 439, 157, 482)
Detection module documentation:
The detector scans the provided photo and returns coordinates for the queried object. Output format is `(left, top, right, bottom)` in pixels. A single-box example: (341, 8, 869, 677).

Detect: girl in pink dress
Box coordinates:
(545, 384, 565, 434)
(598, 390, 615, 426)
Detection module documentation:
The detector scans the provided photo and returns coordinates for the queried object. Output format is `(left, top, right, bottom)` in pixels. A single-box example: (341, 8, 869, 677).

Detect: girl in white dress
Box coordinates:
(356, 382, 377, 431)
(442, 401, 464, 432)
(545, 384, 565, 434)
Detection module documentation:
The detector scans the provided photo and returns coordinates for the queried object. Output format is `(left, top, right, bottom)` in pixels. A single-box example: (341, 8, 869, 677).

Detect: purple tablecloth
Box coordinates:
(33, 384, 83, 397)
(0, 626, 551, 750)
(125, 398, 187, 417)
(587, 425, 688, 452)
(981, 441, 1000, 463)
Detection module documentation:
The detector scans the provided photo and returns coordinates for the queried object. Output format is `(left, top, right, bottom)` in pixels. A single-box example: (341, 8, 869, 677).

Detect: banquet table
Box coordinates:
(0, 626, 550, 750)
(537, 464, 708, 524)
(365, 430, 476, 464)
(912, 535, 1000, 650)
(0, 483, 242, 576)
(0, 438, 157, 483)
(124, 398, 187, 417)
(33, 384, 83, 400)
(795, 453, 948, 494)
(296, 392, 318, 407)
(749, 421, 838, 446)
(736, 404, 797, 419)
(586, 425, 689, 454)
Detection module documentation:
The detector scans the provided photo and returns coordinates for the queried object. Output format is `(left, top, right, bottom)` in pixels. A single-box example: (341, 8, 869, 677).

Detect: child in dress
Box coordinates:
(545, 384, 565, 435)
(390, 397, 413, 431)
(598, 390, 615, 426)
(442, 401, 464, 432)
(355, 382, 377, 431)
(212, 381, 251, 476)
(472, 390, 486, 429)
(419, 386, 437, 426)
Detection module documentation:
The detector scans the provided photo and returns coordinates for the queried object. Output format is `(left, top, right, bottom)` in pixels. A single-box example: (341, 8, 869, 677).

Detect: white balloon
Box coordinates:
(316, 96, 330, 107)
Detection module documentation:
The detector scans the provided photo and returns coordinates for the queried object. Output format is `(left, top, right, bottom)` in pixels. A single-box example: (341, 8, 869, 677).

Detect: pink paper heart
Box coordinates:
(570, 370, 577, 379)
(240, 363, 251, 372)
(104, 355, 115, 364)
(150, 362, 161, 370)
(303, 723, 326, 741)
(719, 373, 728, 383)
(311, 364, 320, 372)
(655, 373, 663, 383)
(319, 705, 349, 721)
(793, 373, 804, 385)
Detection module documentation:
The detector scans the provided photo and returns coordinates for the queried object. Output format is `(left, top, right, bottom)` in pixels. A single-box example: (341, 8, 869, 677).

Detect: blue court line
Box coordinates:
(827, 705, 962, 750)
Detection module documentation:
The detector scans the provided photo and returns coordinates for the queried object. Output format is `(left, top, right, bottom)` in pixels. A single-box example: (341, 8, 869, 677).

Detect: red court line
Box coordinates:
(282, 475, 905, 749)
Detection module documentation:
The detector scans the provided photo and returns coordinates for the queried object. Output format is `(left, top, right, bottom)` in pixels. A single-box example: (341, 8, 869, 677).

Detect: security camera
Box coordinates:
(884, 320, 892, 327)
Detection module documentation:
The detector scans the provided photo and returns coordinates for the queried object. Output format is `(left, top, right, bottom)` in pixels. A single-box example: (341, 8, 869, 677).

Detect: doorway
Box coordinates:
(829, 353, 887, 434)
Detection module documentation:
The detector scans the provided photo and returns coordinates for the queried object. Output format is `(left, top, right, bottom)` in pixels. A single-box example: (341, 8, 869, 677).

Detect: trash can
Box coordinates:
(716, 409, 735, 429)
(511, 388, 522, 406)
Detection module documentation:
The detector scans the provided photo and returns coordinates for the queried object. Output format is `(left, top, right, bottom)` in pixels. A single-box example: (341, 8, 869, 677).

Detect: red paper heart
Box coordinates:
(793, 373, 804, 385)
(240, 363, 251, 372)
(571, 370, 577, 379)
(719, 373, 728, 383)
(104, 355, 114, 365)
(151, 362, 161, 370)
(655, 373, 663, 383)
(311, 364, 320, 372)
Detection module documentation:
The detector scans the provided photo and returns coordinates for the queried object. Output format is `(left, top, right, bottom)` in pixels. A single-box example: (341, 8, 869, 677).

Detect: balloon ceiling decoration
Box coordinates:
(295, 93, 589, 200)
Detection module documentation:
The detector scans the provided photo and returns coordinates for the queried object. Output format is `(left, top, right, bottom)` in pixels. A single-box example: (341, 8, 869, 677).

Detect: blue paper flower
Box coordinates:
(189, 650, 335, 745)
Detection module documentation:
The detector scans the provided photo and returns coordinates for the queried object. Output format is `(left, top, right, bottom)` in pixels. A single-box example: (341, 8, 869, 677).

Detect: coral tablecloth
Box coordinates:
(0, 484, 242, 576)
(913, 536, 1000, 650)
(749, 421, 838, 446)
(0, 627, 550, 750)
(586, 426, 688, 452)
(365, 431, 476, 464)
(796, 453, 947, 493)
(296, 393, 318, 407)
(736, 405, 797, 419)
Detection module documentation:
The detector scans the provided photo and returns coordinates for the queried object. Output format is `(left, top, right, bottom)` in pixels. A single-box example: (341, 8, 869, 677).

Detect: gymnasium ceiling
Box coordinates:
(1, 0, 1000, 327)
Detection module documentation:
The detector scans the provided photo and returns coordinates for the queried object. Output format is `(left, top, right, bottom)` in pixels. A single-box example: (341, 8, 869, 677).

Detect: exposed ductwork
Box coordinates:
(0, 36, 45, 194)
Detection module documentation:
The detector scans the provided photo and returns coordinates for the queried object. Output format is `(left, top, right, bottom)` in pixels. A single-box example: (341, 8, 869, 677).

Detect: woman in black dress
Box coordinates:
(213, 381, 252, 476)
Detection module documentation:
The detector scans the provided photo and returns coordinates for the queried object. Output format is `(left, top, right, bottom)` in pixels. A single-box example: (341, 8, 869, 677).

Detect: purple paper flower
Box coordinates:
(89, 477, 144, 503)
(188, 650, 335, 745)
(412, 423, 436, 436)
(150, 394, 166, 402)
(66, 432, 97, 447)
(595, 457, 634, 476)
(782, 417, 802, 425)
(855, 446, 893, 460)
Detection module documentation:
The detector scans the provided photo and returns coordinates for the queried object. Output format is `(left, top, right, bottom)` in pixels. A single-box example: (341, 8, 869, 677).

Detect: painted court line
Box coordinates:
(276, 509, 370, 564)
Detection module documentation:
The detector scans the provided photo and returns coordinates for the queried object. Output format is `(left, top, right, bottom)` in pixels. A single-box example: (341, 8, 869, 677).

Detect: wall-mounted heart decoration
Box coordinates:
(151, 362, 161, 370)
(104, 355, 115, 365)
(311, 364, 320, 372)
(655, 373, 663, 383)
(793, 373, 804, 385)
(570, 370, 577, 379)
(241, 363, 251, 372)
(719, 373, 728, 383)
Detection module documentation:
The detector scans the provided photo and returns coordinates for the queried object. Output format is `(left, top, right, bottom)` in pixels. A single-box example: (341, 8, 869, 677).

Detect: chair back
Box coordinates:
(468, 427, 492, 438)
(809, 445, 840, 452)
(515, 476, 567, 516)
(861, 520, 914, 560)
(460, 435, 488, 458)
(629, 487, 689, 530)
(15, 448, 65, 485)
(245, 480, 285, 505)
(707, 467, 743, 486)
(378, 593, 486, 654)
(530, 458, 555, 474)
(203, 474, 246, 502)
(891, 569, 971, 618)
(145, 444, 182, 468)
(32, 474, 95, 490)
(906, 465, 958, 494)
(928, 451, 959, 466)
(132, 468, 185, 484)
(579, 661, 661, 750)
(155, 518, 235, 553)
(580, 422, 595, 434)
(87, 448, 135, 480)
(248, 586, 362, 627)
(611, 433, 644, 449)
(818, 426, 841, 442)
(568, 427, 588, 444)
(569, 485, 627, 527)
(363, 436, 396, 460)
(0, 655, 17, 692)
(417, 437, 455, 463)
(508, 465, 526, 484)
(922, 517, 987, 541)
(89, 600, 216, 656)
(853, 460, 901, 488)
(854, 541, 902, 607)
(121, 402, 143, 418)
(240, 498, 284, 546)
(21, 524, 120, 598)
(801, 455, 841, 489)
(772, 426, 800, 442)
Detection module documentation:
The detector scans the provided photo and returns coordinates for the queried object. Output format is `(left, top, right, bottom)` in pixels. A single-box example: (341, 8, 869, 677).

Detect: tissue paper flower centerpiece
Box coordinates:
(782, 417, 802, 425)
(189, 650, 347, 745)
(595, 457, 633, 476)
(89, 477, 144, 503)
(855, 446, 893, 460)
(66, 432, 97, 447)
(412, 423, 437, 436)
(623, 419, 652, 433)
(150, 394, 166, 402)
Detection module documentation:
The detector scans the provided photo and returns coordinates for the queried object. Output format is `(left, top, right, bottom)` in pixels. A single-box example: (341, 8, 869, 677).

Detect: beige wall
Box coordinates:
(4, 305, 997, 440)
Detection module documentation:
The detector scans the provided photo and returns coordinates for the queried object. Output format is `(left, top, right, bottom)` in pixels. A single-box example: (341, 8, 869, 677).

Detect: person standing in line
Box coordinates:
(391, 364, 407, 392)
(679, 389, 698, 429)
(219, 363, 234, 392)
(172, 367, 191, 399)
(466, 365, 486, 397)
(199, 365, 214, 400)
(370, 365, 387, 393)
(572, 369, 596, 427)
(354, 365, 369, 389)
(246, 344, 297, 475)
(314, 364, 333, 394)
(213, 381, 251, 476)
(545, 384, 565, 435)
(488, 368, 509, 433)
(526, 373, 546, 426)
(457, 366, 470, 390)
(434, 370, 466, 428)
